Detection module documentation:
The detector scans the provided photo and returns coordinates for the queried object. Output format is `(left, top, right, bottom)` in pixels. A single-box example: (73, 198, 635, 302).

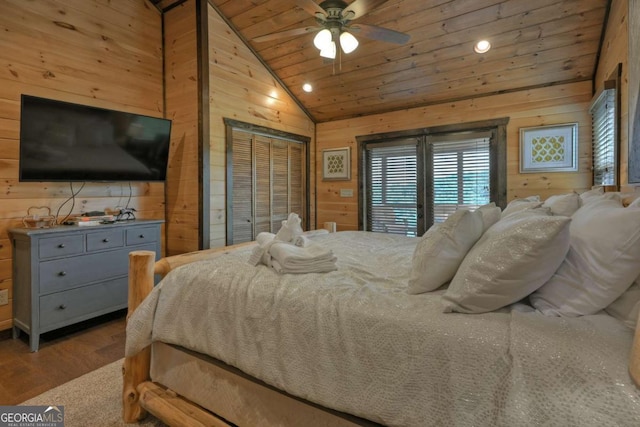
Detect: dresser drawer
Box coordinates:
(39, 277, 128, 329)
(39, 244, 155, 294)
(38, 235, 84, 259)
(126, 226, 159, 246)
(86, 229, 124, 251)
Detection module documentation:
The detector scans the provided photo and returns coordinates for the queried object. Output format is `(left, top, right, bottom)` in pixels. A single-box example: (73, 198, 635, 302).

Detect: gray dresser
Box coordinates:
(10, 220, 163, 351)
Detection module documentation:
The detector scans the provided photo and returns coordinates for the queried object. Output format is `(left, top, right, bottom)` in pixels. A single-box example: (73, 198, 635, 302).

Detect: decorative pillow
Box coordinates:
(629, 196, 640, 208)
(579, 187, 622, 205)
(530, 198, 640, 316)
(605, 280, 640, 329)
(579, 186, 604, 203)
(542, 192, 580, 216)
(407, 209, 483, 294)
(441, 209, 571, 313)
(501, 196, 542, 218)
(476, 202, 501, 232)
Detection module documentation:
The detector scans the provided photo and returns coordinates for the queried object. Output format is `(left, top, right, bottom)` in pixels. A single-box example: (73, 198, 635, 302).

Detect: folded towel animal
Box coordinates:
(248, 222, 337, 273)
(275, 213, 303, 243)
(268, 242, 337, 274)
(256, 232, 276, 246)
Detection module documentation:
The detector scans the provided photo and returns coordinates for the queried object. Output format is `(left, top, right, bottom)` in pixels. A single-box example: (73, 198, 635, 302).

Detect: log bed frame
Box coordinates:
(122, 224, 640, 426)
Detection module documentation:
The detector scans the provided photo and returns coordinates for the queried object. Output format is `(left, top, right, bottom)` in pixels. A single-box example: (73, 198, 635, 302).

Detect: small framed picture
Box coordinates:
(519, 123, 578, 173)
(322, 147, 351, 181)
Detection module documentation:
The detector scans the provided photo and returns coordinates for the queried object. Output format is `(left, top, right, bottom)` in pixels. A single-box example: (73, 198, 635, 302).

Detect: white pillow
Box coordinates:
(605, 280, 640, 329)
(501, 197, 542, 218)
(629, 196, 640, 208)
(476, 202, 501, 232)
(441, 209, 571, 313)
(530, 198, 640, 316)
(579, 187, 622, 205)
(579, 186, 604, 202)
(407, 209, 483, 294)
(542, 192, 580, 216)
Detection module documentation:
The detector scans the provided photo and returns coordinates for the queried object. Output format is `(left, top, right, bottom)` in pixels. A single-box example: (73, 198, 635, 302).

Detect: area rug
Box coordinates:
(21, 359, 165, 427)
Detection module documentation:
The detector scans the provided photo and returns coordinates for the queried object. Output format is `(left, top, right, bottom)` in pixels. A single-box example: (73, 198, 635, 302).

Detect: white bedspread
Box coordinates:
(126, 231, 640, 426)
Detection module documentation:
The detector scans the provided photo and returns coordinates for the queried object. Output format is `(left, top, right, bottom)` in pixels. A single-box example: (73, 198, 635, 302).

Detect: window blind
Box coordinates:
(365, 143, 418, 236)
(590, 88, 616, 186)
(431, 136, 491, 223)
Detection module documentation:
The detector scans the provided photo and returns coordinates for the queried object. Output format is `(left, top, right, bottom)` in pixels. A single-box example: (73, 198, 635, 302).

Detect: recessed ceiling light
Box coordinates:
(474, 40, 491, 54)
(302, 83, 313, 93)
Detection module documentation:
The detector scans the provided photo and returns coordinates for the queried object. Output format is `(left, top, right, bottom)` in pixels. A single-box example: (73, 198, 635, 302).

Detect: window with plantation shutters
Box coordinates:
(360, 119, 507, 236)
(430, 134, 491, 224)
(365, 142, 418, 236)
(226, 121, 308, 246)
(590, 88, 617, 186)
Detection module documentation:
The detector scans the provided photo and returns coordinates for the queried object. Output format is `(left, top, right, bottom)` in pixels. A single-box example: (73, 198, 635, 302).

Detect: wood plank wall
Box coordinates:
(0, 0, 165, 331)
(207, 4, 316, 248)
(164, 0, 202, 255)
(316, 81, 594, 231)
(595, 0, 633, 191)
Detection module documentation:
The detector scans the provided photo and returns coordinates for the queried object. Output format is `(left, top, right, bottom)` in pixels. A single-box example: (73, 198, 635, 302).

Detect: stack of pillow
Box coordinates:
(409, 188, 640, 329)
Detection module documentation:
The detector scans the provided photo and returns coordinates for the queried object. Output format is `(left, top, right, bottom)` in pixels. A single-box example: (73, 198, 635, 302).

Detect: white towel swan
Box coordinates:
(247, 214, 336, 273)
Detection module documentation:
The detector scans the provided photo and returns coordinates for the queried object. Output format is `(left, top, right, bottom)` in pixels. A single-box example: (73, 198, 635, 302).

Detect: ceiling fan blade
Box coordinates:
(348, 23, 410, 44)
(253, 26, 319, 43)
(343, 0, 390, 20)
(296, 0, 327, 19)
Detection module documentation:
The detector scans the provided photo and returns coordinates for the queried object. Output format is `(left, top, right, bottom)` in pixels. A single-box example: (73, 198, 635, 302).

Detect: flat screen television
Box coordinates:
(19, 95, 172, 182)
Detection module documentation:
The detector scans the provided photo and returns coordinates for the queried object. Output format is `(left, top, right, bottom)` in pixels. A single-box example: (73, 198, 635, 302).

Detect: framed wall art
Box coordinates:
(322, 147, 351, 181)
(519, 123, 578, 173)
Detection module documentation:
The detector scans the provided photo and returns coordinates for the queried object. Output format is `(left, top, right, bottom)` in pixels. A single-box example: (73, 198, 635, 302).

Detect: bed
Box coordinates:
(122, 195, 640, 427)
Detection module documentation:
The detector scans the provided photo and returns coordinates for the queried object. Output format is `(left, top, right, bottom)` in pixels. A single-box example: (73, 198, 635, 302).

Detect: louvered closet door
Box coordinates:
(289, 143, 304, 218)
(231, 130, 254, 243)
(254, 135, 272, 235)
(271, 140, 290, 231)
(229, 130, 306, 245)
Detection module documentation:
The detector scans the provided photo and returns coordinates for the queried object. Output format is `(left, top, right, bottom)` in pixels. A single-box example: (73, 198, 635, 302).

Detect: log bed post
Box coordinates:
(631, 314, 640, 387)
(122, 250, 156, 423)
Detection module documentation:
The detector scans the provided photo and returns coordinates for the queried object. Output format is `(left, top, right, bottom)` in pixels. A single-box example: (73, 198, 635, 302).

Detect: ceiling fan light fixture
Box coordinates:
(313, 28, 333, 50)
(320, 41, 337, 59)
(339, 31, 358, 54)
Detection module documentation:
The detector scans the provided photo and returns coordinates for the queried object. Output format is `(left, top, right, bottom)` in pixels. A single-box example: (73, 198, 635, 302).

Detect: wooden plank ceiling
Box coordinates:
(157, 0, 610, 123)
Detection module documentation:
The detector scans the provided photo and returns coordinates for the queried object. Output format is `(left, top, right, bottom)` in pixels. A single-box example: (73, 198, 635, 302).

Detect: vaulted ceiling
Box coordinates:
(156, 0, 610, 123)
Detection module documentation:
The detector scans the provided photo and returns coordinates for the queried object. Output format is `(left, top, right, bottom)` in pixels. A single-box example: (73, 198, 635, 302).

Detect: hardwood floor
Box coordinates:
(0, 310, 127, 405)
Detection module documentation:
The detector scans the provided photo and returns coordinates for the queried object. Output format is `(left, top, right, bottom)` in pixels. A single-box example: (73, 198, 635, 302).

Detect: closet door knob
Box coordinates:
(139, 234, 145, 239)
(58, 243, 65, 248)
(58, 304, 67, 310)
(58, 271, 67, 277)
(103, 238, 110, 243)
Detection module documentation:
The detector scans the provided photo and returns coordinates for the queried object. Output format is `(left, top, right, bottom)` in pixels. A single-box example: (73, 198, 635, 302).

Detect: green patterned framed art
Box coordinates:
(519, 123, 578, 173)
(322, 147, 351, 181)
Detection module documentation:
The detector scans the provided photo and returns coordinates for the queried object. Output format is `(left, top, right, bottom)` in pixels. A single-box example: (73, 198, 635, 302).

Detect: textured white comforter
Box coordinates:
(126, 231, 640, 426)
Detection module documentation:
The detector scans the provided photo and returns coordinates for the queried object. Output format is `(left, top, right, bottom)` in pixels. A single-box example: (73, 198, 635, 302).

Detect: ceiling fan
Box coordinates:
(253, 0, 410, 59)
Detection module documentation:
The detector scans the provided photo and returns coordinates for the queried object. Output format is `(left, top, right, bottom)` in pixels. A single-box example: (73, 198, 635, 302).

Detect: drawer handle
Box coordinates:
(58, 243, 65, 248)
(103, 238, 110, 243)
(139, 234, 145, 239)
(58, 271, 67, 277)
(58, 304, 67, 310)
